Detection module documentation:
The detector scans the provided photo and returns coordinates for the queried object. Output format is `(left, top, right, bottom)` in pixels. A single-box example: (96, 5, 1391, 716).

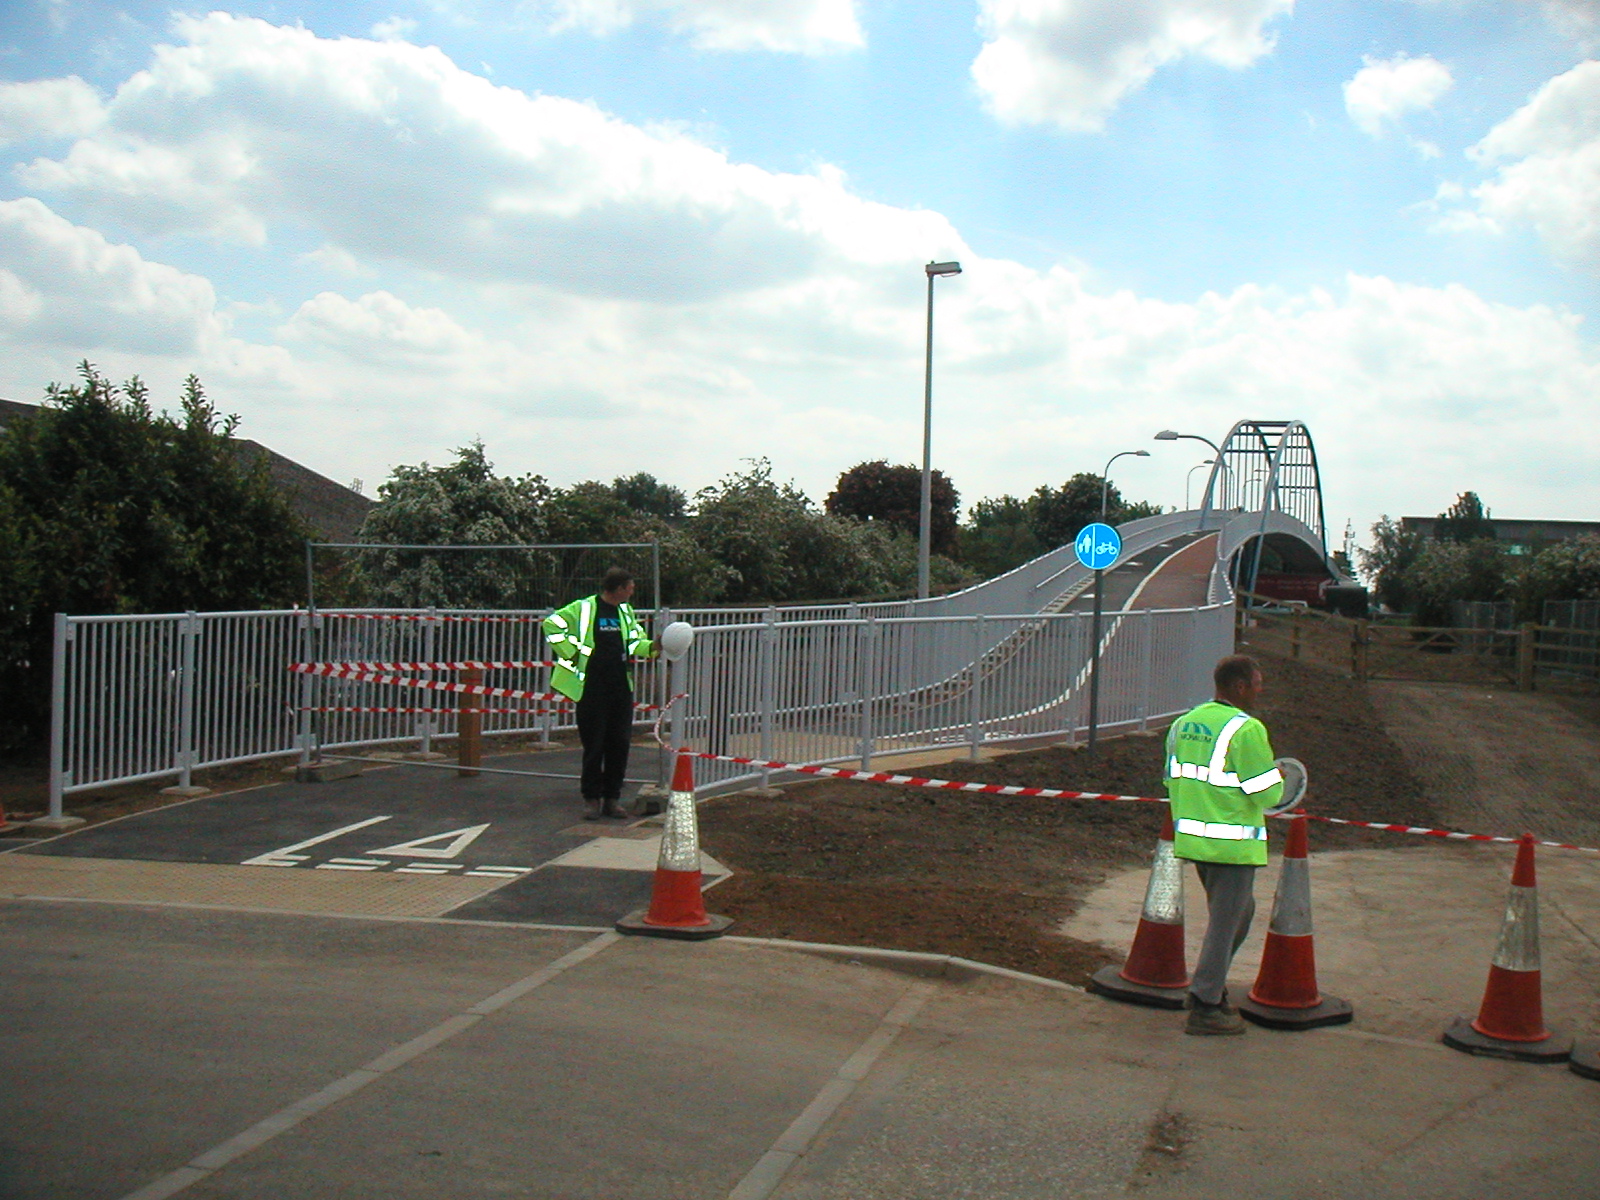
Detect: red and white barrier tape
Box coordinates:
(294, 660, 555, 672)
(680, 750, 1600, 855)
(287, 662, 668, 710)
(297, 705, 571, 715)
(320, 613, 547, 623)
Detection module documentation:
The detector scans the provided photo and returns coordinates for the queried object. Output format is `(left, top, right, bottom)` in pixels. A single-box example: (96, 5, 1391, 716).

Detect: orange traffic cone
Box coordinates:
(616, 750, 732, 941)
(1088, 813, 1189, 1009)
(1238, 814, 1352, 1029)
(1444, 835, 1572, 1062)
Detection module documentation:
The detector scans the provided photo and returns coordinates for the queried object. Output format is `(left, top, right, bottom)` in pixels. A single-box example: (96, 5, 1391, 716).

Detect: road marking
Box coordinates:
(240, 816, 393, 869)
(118, 932, 622, 1200)
(727, 980, 936, 1200)
(366, 823, 490, 860)
(326, 858, 388, 867)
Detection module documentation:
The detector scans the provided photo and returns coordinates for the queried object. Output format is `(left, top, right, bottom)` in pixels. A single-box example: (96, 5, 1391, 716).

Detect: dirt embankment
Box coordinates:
(697, 652, 1440, 987)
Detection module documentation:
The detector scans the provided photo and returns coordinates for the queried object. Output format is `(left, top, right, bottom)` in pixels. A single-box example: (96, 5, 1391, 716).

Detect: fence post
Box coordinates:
(297, 608, 315, 766)
(420, 607, 437, 756)
(858, 615, 877, 770)
(458, 667, 482, 776)
(759, 612, 776, 790)
(968, 615, 985, 760)
(1138, 607, 1153, 732)
(163, 612, 206, 796)
(1291, 608, 1302, 660)
(1517, 623, 1536, 693)
(44, 613, 78, 827)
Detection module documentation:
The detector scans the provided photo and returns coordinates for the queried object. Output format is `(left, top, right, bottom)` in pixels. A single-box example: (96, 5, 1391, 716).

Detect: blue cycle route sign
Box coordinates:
(1074, 523, 1122, 571)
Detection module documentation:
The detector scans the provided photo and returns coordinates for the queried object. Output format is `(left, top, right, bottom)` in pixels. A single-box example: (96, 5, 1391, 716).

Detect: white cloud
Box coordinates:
(971, 0, 1293, 133)
(0, 196, 221, 354)
(1461, 60, 1600, 267)
(1343, 53, 1453, 140)
(282, 290, 479, 366)
(0, 76, 104, 145)
(540, 0, 863, 52)
(371, 15, 419, 40)
(16, 13, 928, 301)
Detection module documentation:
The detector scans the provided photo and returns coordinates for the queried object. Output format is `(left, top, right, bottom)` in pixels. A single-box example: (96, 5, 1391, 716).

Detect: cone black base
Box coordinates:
(1570, 1040, 1600, 1081)
(1087, 964, 1188, 1010)
(615, 910, 733, 940)
(1442, 1016, 1572, 1063)
(1238, 993, 1353, 1030)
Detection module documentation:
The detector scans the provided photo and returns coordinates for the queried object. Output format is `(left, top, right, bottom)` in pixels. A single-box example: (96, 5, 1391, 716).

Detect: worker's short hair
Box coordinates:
(1214, 654, 1259, 693)
(601, 567, 634, 594)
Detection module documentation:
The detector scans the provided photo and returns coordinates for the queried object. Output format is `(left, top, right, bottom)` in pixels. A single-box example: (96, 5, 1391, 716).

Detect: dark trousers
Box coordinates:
(575, 686, 633, 801)
(1190, 861, 1258, 1006)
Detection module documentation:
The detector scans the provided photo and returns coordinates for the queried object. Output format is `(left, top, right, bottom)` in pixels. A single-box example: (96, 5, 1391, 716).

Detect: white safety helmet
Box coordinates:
(659, 620, 695, 662)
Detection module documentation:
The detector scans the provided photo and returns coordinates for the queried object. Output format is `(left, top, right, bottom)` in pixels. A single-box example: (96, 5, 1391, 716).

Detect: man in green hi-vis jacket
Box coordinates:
(543, 567, 657, 821)
(1165, 653, 1285, 1036)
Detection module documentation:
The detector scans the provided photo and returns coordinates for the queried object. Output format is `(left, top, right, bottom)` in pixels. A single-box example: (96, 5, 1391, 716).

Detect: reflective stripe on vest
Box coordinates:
(1167, 757, 1240, 788)
(1239, 766, 1284, 795)
(1175, 818, 1268, 842)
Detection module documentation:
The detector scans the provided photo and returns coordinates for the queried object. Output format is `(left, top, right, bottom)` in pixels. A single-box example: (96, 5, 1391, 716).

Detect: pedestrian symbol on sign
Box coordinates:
(1074, 523, 1122, 571)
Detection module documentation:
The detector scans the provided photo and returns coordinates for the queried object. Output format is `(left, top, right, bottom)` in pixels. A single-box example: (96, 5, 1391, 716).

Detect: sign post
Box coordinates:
(1074, 522, 1122, 751)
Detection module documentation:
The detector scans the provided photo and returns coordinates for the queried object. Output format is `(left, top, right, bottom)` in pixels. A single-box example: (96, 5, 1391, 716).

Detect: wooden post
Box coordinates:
(1517, 623, 1536, 693)
(1291, 608, 1302, 660)
(1352, 620, 1369, 681)
(458, 667, 482, 777)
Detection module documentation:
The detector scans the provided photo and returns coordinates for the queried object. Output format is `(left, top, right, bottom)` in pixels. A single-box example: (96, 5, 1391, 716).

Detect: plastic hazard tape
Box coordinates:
(295, 660, 555, 672)
(321, 613, 545, 624)
(682, 751, 1600, 856)
(298, 706, 570, 715)
(287, 662, 668, 711)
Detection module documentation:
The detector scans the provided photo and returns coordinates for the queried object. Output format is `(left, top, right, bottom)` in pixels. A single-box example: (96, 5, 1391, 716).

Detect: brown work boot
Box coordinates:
(1185, 1001, 1247, 1036)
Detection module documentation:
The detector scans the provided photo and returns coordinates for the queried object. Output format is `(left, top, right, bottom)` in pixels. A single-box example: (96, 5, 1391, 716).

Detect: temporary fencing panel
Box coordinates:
(49, 593, 1234, 816)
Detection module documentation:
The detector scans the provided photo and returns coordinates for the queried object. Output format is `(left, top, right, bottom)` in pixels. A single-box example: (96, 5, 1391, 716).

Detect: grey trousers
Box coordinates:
(1190, 861, 1259, 1006)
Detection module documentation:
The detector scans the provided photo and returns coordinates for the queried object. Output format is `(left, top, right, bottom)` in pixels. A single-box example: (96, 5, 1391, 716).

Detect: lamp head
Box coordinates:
(1154, 430, 1179, 441)
(1133, 450, 1150, 457)
(926, 261, 962, 277)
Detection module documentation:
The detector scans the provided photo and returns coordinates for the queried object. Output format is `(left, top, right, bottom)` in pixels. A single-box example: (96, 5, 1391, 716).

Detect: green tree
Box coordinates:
(1401, 539, 1511, 626)
(1359, 516, 1425, 612)
(0, 363, 306, 755)
(824, 460, 959, 555)
(1025, 473, 1108, 549)
(1435, 491, 1496, 544)
(612, 472, 686, 521)
(955, 495, 1042, 579)
(352, 441, 551, 608)
(1516, 535, 1600, 621)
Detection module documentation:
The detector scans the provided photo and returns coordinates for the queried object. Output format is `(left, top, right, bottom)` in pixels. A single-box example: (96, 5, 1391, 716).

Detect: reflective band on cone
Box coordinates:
(1088, 814, 1190, 1010)
(1444, 835, 1572, 1062)
(616, 750, 732, 941)
(1239, 815, 1352, 1030)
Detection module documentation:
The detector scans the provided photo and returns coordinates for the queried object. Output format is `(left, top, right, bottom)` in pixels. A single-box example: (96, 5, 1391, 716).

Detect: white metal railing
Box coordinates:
(47, 594, 1234, 815)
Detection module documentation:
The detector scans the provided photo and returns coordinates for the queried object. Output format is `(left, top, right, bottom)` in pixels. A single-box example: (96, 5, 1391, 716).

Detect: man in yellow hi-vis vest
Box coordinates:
(543, 568, 657, 821)
(1165, 654, 1284, 1035)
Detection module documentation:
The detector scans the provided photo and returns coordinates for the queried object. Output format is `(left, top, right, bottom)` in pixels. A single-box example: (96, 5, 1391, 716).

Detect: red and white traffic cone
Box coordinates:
(1088, 813, 1189, 1009)
(1444, 834, 1572, 1062)
(616, 750, 732, 941)
(1238, 814, 1352, 1030)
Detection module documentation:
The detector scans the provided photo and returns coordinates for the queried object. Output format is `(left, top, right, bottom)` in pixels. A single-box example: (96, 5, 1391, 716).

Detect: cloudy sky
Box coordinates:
(1, 0, 1596, 560)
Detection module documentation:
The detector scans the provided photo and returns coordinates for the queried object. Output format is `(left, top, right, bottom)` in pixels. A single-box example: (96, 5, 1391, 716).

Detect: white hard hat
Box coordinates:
(660, 620, 695, 662)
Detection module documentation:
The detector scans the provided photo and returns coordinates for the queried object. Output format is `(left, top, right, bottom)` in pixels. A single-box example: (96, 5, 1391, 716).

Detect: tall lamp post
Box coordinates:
(1100, 449, 1150, 520)
(1154, 429, 1228, 508)
(919, 260, 962, 599)
(1186, 459, 1215, 510)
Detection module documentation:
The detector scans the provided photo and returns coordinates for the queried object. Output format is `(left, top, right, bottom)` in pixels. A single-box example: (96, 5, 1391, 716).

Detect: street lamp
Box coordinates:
(919, 260, 962, 599)
(1100, 449, 1149, 521)
(1155, 429, 1230, 509)
(1185, 459, 1215, 510)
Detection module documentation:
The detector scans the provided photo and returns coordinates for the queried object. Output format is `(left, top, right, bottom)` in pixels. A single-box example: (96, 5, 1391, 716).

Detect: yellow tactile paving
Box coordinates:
(0, 853, 508, 918)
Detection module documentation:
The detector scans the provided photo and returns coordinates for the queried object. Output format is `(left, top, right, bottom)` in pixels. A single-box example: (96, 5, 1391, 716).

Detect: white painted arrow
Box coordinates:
(365, 824, 491, 860)
(241, 815, 393, 868)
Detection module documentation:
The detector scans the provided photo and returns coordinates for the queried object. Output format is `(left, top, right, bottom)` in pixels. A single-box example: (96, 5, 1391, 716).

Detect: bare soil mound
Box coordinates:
(698, 651, 1438, 987)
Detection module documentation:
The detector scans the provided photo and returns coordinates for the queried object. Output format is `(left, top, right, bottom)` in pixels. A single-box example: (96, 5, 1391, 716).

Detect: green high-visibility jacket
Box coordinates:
(1164, 700, 1284, 866)
(542, 594, 654, 702)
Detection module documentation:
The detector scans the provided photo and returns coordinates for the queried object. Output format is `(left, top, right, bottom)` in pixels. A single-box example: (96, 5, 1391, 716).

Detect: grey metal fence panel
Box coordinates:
(51, 588, 1234, 807)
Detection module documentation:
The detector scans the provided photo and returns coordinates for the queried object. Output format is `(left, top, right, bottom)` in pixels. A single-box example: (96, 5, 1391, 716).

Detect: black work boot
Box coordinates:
(1184, 994, 1246, 1036)
(583, 798, 603, 822)
(601, 797, 630, 820)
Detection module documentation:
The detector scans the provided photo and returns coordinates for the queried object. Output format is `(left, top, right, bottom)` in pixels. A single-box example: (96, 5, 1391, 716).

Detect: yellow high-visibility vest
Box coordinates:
(543, 595, 653, 702)
(1164, 700, 1284, 865)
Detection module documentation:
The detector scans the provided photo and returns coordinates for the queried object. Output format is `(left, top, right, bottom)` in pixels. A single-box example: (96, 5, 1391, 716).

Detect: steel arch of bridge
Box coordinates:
(1197, 419, 1328, 560)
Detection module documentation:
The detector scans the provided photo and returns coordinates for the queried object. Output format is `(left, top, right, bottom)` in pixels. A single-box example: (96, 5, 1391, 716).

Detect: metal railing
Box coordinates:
(47, 588, 1234, 815)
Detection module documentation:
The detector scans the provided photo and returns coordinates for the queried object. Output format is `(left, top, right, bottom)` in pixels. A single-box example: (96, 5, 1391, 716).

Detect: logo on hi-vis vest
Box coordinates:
(1176, 720, 1214, 742)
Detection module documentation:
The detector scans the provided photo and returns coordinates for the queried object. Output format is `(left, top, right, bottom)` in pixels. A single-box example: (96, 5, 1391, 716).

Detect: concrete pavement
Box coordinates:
(2, 891, 1597, 1200)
